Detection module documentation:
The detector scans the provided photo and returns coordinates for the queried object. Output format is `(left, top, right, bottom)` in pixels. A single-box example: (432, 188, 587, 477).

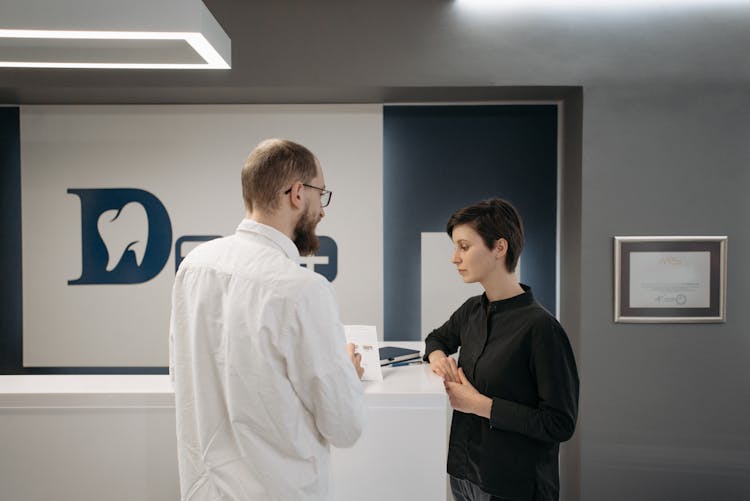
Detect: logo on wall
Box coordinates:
(302, 236, 338, 282)
(68, 187, 337, 285)
(68, 188, 172, 285)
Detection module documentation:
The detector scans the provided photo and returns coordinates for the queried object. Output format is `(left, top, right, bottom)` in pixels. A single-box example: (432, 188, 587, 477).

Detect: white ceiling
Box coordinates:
(1, 0, 748, 103)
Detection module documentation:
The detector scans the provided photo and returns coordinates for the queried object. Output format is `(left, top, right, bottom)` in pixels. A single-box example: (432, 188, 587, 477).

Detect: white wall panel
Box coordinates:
(420, 232, 483, 339)
(21, 105, 383, 366)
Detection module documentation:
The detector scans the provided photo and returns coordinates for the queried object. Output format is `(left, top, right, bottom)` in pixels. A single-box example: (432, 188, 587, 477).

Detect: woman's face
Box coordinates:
(450, 224, 499, 284)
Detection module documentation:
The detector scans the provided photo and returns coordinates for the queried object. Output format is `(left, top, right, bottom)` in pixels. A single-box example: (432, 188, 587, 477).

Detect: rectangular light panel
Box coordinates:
(0, 0, 230, 69)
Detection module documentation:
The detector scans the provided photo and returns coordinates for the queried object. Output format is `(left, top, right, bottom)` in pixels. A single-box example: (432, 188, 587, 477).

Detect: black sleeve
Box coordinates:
(489, 317, 579, 443)
(423, 300, 469, 361)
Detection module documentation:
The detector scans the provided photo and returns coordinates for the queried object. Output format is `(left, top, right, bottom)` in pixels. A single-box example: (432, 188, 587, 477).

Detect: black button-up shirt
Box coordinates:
(425, 285, 579, 500)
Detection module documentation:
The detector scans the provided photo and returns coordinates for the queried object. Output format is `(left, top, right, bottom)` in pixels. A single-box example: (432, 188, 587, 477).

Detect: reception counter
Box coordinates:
(0, 342, 450, 501)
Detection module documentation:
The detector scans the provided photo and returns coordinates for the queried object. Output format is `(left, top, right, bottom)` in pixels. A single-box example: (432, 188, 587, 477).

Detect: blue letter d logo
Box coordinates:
(68, 188, 172, 285)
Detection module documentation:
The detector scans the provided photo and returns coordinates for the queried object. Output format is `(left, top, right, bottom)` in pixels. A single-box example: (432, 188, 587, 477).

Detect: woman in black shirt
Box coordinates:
(425, 198, 579, 501)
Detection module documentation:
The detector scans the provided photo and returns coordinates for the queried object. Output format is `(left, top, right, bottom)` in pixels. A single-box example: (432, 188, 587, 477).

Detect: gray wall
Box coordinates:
(3, 2, 750, 499)
(580, 84, 750, 500)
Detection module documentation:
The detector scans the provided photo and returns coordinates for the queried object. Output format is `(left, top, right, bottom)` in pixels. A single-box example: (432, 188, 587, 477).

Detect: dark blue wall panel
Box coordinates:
(0, 107, 23, 373)
(383, 105, 558, 340)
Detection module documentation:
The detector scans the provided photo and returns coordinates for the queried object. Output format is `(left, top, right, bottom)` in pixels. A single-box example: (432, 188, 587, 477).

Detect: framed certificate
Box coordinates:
(614, 236, 727, 323)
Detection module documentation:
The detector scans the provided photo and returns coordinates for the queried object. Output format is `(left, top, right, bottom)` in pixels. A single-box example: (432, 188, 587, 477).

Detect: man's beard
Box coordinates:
(293, 203, 320, 256)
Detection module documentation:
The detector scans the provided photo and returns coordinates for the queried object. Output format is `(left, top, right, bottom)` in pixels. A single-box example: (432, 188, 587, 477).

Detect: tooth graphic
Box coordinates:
(97, 202, 149, 272)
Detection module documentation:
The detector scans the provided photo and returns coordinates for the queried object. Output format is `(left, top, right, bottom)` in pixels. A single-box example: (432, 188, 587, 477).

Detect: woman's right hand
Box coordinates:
(428, 350, 460, 383)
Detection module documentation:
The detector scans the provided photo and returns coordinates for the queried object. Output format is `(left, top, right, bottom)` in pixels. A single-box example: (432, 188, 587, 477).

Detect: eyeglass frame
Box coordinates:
(284, 183, 332, 208)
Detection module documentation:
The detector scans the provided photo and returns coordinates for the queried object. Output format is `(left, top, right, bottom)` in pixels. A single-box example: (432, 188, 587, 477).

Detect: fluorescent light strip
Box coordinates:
(455, 0, 750, 9)
(0, 62, 225, 69)
(0, 29, 230, 69)
(184, 33, 229, 69)
(456, 0, 747, 5)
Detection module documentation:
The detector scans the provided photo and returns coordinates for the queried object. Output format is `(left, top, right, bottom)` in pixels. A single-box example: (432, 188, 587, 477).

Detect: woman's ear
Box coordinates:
(495, 238, 507, 259)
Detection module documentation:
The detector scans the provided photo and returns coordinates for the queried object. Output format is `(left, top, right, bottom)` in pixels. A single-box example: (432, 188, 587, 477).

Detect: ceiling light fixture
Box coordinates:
(0, 0, 231, 69)
(454, 0, 749, 10)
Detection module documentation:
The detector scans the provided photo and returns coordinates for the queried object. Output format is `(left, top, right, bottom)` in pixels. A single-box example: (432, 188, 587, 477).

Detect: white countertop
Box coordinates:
(0, 341, 446, 408)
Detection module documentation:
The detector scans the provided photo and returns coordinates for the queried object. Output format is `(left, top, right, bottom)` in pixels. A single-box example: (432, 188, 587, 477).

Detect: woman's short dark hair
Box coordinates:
(446, 198, 525, 273)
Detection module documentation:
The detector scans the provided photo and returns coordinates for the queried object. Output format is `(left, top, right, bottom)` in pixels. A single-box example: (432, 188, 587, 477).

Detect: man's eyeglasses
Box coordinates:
(284, 183, 332, 208)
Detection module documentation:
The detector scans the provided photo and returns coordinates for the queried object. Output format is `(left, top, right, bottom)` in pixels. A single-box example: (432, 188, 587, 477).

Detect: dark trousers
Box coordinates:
(450, 476, 509, 501)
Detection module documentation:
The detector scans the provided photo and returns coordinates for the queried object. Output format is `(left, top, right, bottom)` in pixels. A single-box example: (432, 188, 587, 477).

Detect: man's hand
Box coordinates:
(427, 350, 460, 383)
(347, 343, 365, 380)
(444, 367, 492, 418)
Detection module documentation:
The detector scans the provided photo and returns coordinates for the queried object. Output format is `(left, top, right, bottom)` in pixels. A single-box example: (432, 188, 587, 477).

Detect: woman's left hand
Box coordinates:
(444, 367, 492, 419)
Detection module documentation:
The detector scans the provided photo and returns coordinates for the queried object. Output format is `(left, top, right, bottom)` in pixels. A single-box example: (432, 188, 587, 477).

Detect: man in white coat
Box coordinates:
(170, 138, 365, 501)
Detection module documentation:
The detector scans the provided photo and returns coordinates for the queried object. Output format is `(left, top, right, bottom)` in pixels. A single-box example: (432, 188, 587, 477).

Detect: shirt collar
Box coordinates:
(236, 219, 300, 261)
(482, 283, 534, 314)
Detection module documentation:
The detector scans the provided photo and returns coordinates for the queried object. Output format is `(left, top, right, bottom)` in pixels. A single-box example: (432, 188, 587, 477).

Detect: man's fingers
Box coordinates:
(346, 343, 364, 379)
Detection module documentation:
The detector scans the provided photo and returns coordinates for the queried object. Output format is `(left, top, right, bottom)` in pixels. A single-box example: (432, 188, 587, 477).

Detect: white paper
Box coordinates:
(629, 251, 711, 308)
(344, 325, 383, 381)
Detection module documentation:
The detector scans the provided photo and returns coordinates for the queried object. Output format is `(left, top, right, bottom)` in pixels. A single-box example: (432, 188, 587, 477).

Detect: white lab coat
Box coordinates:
(170, 219, 364, 501)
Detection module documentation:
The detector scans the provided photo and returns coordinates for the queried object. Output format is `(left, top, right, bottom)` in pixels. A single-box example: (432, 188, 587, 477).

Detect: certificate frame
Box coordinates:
(614, 236, 727, 323)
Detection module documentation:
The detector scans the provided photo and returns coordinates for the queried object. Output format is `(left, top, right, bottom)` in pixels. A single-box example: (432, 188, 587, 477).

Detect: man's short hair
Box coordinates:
(446, 198, 525, 273)
(241, 139, 319, 213)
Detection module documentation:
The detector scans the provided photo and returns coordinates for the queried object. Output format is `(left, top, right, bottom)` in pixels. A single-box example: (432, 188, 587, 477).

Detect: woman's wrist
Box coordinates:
(474, 394, 493, 419)
(428, 350, 447, 363)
